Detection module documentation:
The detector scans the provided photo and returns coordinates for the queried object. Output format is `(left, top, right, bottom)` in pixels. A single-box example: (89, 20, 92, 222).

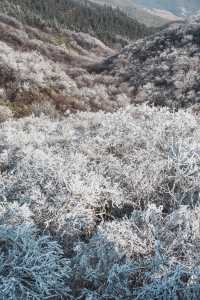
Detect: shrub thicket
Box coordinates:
(0, 224, 71, 299)
(1, 105, 200, 298)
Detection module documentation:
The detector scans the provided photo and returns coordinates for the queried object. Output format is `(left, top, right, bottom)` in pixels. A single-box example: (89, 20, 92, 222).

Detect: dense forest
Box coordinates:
(0, 0, 154, 46)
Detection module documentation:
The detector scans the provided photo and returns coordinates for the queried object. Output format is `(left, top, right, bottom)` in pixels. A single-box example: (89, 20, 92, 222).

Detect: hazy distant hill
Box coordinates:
(89, 0, 183, 27)
(135, 0, 200, 17)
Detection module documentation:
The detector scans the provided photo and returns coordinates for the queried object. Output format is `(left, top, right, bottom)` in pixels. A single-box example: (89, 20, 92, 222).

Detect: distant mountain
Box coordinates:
(89, 0, 183, 27)
(135, 0, 200, 17)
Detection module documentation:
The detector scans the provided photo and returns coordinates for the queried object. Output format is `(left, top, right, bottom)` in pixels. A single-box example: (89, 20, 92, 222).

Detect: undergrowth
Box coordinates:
(0, 105, 200, 298)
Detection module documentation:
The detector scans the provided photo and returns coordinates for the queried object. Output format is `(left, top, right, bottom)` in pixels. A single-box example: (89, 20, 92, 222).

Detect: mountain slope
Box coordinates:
(89, 0, 200, 27)
(0, 0, 153, 47)
(0, 13, 113, 116)
(0, 12, 144, 117)
(0, 0, 156, 118)
(1, 10, 200, 118)
(89, 0, 182, 27)
(90, 14, 200, 109)
(135, 0, 200, 17)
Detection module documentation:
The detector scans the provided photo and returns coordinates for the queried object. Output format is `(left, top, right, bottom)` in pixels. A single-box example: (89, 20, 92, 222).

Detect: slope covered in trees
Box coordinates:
(135, 0, 200, 17)
(90, 0, 182, 27)
(0, 0, 153, 47)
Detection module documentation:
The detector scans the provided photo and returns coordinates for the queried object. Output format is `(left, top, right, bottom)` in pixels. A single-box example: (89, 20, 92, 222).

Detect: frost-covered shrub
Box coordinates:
(1, 105, 200, 297)
(134, 264, 200, 300)
(31, 101, 59, 118)
(0, 39, 131, 113)
(71, 214, 155, 297)
(0, 202, 33, 226)
(0, 224, 71, 299)
(72, 204, 200, 299)
(0, 105, 200, 230)
(0, 88, 6, 98)
(0, 105, 13, 123)
(0, 41, 77, 93)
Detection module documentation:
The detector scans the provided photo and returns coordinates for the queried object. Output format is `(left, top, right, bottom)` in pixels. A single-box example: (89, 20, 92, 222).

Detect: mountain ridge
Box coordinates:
(89, 0, 200, 27)
(135, 0, 200, 17)
(89, 0, 182, 27)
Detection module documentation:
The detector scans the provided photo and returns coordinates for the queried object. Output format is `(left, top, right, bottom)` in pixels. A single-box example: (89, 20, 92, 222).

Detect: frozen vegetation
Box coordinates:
(0, 15, 131, 116)
(1, 6, 200, 300)
(0, 13, 200, 119)
(1, 105, 200, 298)
(92, 13, 200, 109)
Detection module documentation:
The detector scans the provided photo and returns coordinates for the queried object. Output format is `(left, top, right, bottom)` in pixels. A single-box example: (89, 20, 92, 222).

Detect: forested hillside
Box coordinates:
(135, 0, 200, 17)
(0, 0, 153, 47)
(90, 0, 182, 27)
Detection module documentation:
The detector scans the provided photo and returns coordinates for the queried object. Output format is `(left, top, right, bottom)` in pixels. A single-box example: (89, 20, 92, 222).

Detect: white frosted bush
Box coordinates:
(0, 105, 13, 123)
(134, 265, 200, 300)
(0, 105, 200, 230)
(31, 101, 59, 118)
(0, 202, 33, 226)
(0, 88, 6, 98)
(96, 218, 155, 260)
(72, 205, 200, 299)
(0, 41, 77, 94)
(0, 224, 71, 299)
(1, 105, 200, 297)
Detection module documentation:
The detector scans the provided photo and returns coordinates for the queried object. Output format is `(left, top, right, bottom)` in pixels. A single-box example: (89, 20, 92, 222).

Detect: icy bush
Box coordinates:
(0, 202, 33, 226)
(0, 40, 131, 112)
(0, 41, 77, 93)
(0, 224, 71, 299)
(0, 105, 200, 231)
(1, 105, 200, 297)
(72, 205, 200, 299)
(31, 101, 59, 118)
(0, 105, 13, 123)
